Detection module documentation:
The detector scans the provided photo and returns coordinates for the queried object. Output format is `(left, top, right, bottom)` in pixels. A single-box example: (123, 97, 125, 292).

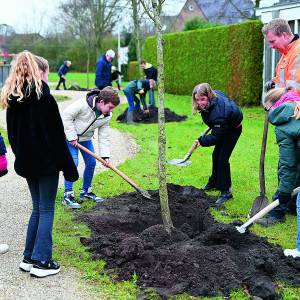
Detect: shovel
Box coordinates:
(236, 186, 300, 234)
(168, 127, 211, 167)
(236, 199, 279, 233)
(76, 143, 152, 200)
(248, 113, 269, 217)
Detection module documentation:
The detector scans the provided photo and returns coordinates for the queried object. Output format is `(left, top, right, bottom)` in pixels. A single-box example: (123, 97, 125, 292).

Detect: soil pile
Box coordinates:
(79, 184, 300, 299)
(116, 107, 187, 124)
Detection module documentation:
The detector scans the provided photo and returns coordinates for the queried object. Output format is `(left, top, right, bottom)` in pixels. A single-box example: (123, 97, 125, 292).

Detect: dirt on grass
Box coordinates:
(116, 107, 187, 124)
(79, 184, 300, 299)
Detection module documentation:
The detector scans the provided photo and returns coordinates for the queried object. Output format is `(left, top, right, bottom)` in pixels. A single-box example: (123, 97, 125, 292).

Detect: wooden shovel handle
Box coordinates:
(187, 127, 211, 156)
(76, 143, 142, 192)
(259, 113, 269, 195)
(241, 200, 279, 230)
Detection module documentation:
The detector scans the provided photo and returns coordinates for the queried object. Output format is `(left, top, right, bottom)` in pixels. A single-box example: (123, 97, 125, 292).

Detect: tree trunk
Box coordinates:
(131, 0, 143, 78)
(86, 50, 90, 89)
(153, 1, 173, 233)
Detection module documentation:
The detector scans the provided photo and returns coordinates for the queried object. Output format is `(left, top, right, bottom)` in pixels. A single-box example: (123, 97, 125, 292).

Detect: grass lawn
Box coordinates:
(49, 72, 128, 90)
(53, 91, 300, 299)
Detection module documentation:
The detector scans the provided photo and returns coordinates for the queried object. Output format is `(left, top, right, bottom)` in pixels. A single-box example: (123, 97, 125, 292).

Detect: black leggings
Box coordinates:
(208, 125, 242, 192)
(56, 75, 66, 90)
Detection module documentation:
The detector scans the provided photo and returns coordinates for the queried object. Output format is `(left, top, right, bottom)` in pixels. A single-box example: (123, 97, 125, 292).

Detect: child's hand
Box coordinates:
(138, 90, 145, 95)
(69, 140, 78, 147)
(102, 158, 110, 168)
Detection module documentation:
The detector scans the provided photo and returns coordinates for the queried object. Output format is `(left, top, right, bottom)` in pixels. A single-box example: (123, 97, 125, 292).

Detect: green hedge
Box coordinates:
(127, 61, 141, 81)
(142, 20, 263, 106)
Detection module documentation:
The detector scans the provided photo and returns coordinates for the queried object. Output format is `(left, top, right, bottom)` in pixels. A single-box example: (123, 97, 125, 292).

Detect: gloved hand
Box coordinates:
(265, 80, 275, 92)
(0, 154, 8, 177)
(278, 191, 292, 205)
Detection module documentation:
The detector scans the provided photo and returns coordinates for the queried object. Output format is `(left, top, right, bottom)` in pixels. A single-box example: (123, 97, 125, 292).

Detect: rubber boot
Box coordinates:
(126, 111, 137, 125)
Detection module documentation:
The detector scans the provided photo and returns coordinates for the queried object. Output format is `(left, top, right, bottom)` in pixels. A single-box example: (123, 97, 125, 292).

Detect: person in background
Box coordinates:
(123, 79, 156, 124)
(0, 51, 78, 277)
(95, 49, 115, 90)
(263, 18, 300, 94)
(140, 59, 157, 108)
(56, 60, 71, 90)
(0, 132, 9, 255)
(192, 83, 243, 204)
(62, 87, 120, 209)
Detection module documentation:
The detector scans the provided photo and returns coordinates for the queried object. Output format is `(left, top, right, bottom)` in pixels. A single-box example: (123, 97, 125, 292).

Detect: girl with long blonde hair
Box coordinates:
(0, 51, 78, 277)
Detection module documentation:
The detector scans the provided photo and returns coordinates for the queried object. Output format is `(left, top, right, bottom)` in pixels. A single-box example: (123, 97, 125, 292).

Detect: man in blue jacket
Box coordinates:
(95, 49, 115, 90)
(56, 60, 71, 90)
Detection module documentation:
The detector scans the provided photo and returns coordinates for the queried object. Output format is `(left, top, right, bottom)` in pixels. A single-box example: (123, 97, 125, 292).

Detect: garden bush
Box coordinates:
(142, 20, 263, 106)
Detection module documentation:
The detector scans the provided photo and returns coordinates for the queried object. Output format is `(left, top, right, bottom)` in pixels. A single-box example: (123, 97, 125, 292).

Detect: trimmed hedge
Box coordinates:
(128, 61, 141, 81)
(142, 20, 263, 106)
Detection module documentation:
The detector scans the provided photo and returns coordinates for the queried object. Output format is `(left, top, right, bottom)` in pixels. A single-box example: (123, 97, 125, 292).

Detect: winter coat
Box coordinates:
(57, 62, 70, 76)
(62, 95, 111, 158)
(273, 34, 300, 96)
(95, 55, 112, 88)
(123, 80, 150, 95)
(268, 102, 300, 195)
(6, 81, 79, 181)
(143, 63, 157, 81)
(199, 91, 243, 147)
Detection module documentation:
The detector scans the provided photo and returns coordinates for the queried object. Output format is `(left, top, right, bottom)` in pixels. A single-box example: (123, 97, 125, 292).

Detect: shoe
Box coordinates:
(284, 248, 300, 258)
(215, 191, 233, 204)
(80, 188, 105, 203)
(203, 182, 215, 191)
(62, 191, 81, 209)
(255, 215, 285, 227)
(30, 260, 60, 278)
(0, 244, 9, 254)
(19, 257, 36, 272)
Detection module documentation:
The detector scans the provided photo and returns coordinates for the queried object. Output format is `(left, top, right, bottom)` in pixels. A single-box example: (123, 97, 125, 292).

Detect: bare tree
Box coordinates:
(130, 0, 143, 77)
(139, 0, 173, 233)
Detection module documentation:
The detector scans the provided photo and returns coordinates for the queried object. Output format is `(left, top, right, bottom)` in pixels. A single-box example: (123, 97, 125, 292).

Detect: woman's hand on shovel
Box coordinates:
(194, 140, 201, 148)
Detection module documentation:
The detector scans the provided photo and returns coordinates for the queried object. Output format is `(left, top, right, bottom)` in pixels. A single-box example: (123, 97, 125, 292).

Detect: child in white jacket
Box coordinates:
(62, 87, 120, 208)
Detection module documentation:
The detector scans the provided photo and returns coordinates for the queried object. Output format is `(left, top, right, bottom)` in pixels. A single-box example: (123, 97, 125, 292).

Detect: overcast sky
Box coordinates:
(0, 0, 186, 34)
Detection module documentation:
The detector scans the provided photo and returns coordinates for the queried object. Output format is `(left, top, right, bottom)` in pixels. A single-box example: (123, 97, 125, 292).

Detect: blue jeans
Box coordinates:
(297, 193, 300, 250)
(64, 140, 96, 192)
(24, 174, 59, 261)
(148, 88, 155, 108)
(124, 91, 140, 112)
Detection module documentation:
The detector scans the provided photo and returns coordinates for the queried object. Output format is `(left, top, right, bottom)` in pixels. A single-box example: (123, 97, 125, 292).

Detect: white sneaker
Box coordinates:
(284, 248, 300, 258)
(0, 244, 9, 254)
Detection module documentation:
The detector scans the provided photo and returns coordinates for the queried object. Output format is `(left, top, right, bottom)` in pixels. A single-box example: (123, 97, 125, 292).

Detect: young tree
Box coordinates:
(139, 0, 173, 233)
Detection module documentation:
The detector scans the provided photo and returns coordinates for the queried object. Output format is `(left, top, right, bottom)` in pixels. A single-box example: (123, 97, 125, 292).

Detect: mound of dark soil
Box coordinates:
(79, 184, 300, 299)
(116, 107, 187, 124)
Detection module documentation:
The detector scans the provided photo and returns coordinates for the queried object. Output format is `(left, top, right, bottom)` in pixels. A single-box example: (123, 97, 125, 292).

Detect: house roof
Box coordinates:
(195, 0, 254, 24)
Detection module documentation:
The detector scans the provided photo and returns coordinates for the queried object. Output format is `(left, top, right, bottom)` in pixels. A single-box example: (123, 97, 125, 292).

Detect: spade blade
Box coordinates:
(167, 159, 192, 167)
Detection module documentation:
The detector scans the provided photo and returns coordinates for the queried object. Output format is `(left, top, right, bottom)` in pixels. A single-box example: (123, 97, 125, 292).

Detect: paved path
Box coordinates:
(0, 89, 138, 300)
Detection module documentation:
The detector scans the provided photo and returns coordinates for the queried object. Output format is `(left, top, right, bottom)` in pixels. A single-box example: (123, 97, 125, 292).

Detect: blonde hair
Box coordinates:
(262, 18, 292, 36)
(264, 87, 300, 119)
(192, 83, 216, 114)
(0, 51, 46, 109)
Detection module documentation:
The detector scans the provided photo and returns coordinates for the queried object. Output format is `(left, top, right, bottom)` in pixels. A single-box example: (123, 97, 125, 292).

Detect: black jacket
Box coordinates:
(144, 65, 158, 81)
(199, 91, 243, 147)
(6, 81, 79, 181)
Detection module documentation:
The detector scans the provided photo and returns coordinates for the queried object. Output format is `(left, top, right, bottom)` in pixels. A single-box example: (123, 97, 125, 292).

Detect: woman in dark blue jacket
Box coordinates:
(192, 83, 243, 204)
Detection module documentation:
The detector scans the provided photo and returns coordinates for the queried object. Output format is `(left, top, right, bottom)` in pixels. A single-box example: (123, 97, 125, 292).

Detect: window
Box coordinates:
(188, 5, 194, 11)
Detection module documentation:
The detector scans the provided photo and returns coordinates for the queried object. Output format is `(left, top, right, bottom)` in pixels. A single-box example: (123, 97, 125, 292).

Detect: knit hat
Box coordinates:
(273, 91, 300, 108)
